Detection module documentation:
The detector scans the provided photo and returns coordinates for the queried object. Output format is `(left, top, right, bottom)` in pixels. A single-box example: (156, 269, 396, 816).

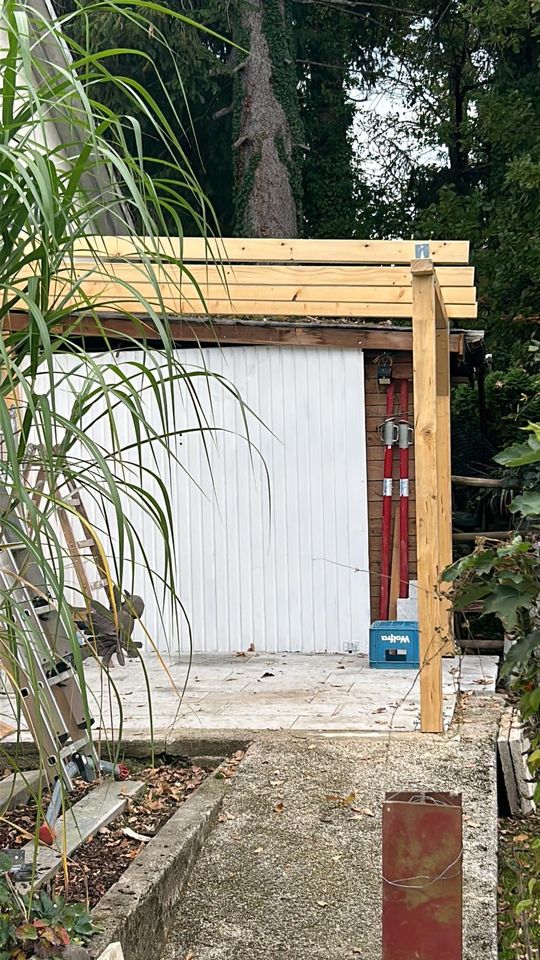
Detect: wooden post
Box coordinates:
(435, 285, 454, 656)
(411, 259, 445, 733)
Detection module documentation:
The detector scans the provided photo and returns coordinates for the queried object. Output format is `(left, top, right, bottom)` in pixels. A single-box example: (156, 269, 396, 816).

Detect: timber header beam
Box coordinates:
(13, 237, 477, 322)
(74, 236, 471, 265)
(7, 312, 468, 354)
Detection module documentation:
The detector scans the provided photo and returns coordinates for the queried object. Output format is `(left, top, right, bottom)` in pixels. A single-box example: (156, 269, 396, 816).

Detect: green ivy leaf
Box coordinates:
(509, 491, 540, 516)
(529, 687, 540, 713)
(0, 854, 12, 874)
(500, 631, 540, 677)
(482, 584, 535, 629)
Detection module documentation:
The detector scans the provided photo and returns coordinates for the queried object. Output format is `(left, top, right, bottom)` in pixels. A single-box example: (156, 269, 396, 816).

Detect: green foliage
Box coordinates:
(0, 0, 252, 872)
(444, 423, 540, 804)
(59, 0, 236, 232)
(0, 878, 95, 958)
(499, 817, 540, 958)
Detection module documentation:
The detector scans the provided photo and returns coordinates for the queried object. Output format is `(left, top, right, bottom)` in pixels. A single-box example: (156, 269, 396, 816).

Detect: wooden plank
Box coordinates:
(59, 262, 477, 288)
(389, 508, 400, 620)
(452, 475, 518, 489)
(412, 260, 444, 733)
(436, 320, 454, 657)
(73, 236, 471, 265)
(435, 273, 451, 330)
(21, 779, 145, 888)
(452, 530, 513, 542)
(69, 280, 475, 305)
(7, 312, 468, 354)
(23, 284, 477, 320)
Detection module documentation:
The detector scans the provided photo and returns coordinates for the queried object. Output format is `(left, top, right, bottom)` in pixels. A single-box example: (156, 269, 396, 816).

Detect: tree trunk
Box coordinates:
(233, 0, 302, 237)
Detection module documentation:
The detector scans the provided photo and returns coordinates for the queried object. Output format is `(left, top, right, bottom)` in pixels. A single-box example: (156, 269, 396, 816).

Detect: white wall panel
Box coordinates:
(38, 346, 370, 653)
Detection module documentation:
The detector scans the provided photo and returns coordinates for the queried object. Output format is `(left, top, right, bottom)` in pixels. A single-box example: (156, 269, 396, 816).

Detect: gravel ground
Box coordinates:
(163, 695, 503, 960)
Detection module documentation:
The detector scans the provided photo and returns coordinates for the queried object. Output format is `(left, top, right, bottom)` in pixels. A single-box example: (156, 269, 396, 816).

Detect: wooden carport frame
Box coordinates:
(13, 237, 477, 733)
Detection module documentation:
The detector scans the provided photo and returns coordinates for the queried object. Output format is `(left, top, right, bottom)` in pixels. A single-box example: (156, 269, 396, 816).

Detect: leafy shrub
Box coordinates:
(444, 421, 540, 803)
(0, 859, 95, 959)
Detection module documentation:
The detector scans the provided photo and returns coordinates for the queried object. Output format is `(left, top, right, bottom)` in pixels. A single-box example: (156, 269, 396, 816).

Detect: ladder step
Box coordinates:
(91, 578, 108, 590)
(47, 669, 74, 686)
(77, 538, 95, 549)
(59, 736, 93, 760)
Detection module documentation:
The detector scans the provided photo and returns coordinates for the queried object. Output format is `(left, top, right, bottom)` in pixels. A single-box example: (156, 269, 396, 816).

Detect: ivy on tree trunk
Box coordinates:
(233, 0, 303, 237)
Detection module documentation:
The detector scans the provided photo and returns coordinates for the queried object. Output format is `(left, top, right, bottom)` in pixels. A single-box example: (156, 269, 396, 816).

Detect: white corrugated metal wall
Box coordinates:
(41, 346, 371, 654)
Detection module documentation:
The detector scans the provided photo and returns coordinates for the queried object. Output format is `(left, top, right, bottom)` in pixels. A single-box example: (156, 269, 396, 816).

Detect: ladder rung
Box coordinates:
(48, 669, 74, 686)
(60, 736, 92, 760)
(77, 538, 94, 548)
(25, 604, 52, 617)
(92, 578, 108, 590)
(0, 541, 26, 551)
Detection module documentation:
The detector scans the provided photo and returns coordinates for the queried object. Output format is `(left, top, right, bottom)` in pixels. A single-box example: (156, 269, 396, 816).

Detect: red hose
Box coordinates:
(379, 383, 396, 619)
(399, 380, 410, 599)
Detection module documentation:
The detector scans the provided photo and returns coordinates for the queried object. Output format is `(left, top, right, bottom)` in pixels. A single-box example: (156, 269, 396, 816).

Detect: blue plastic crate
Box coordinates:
(369, 620, 419, 669)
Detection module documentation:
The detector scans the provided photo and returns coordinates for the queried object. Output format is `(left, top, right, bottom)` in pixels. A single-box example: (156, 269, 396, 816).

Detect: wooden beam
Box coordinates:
(49, 262, 478, 287)
(436, 308, 454, 656)
(9, 283, 478, 320)
(61, 279, 475, 305)
(74, 236, 471, 265)
(452, 530, 513, 542)
(434, 273, 451, 330)
(7, 312, 469, 354)
(411, 259, 444, 733)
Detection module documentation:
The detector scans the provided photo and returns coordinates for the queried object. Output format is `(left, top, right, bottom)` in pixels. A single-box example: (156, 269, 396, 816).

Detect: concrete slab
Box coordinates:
(75, 652, 498, 741)
(163, 695, 503, 960)
(498, 706, 536, 816)
(0, 769, 41, 812)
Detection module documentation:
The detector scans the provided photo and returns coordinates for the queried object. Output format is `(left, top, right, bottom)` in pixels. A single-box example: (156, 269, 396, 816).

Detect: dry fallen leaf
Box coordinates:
(217, 810, 235, 823)
(514, 834, 530, 843)
(326, 791, 357, 807)
(273, 801, 285, 814)
(317, 900, 327, 908)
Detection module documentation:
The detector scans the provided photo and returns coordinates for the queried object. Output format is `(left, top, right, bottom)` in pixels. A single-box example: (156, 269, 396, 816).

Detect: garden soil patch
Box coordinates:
(54, 763, 209, 906)
(0, 752, 244, 908)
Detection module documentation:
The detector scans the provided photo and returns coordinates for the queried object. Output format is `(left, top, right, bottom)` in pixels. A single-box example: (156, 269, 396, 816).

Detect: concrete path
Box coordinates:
(163, 695, 501, 960)
(76, 652, 498, 740)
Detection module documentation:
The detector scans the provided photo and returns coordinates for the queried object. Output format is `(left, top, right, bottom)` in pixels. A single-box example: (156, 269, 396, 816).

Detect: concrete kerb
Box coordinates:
(88, 769, 230, 960)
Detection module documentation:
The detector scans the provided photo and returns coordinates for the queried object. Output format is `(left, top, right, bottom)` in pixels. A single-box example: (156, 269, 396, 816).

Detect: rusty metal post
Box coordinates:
(382, 792, 462, 960)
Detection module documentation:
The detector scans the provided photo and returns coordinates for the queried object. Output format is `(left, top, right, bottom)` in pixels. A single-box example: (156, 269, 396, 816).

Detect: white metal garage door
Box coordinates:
(44, 345, 371, 654)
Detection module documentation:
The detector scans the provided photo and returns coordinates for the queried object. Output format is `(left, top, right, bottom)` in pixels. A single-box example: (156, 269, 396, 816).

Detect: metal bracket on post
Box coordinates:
(414, 242, 430, 259)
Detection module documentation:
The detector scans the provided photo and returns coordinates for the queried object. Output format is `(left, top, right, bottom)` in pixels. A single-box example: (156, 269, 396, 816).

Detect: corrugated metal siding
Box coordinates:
(39, 346, 370, 653)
